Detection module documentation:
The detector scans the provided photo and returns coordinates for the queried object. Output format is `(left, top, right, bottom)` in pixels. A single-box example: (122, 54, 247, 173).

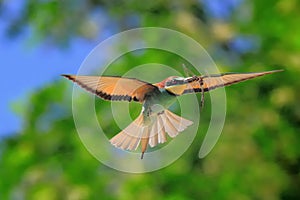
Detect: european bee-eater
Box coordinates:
(63, 69, 282, 159)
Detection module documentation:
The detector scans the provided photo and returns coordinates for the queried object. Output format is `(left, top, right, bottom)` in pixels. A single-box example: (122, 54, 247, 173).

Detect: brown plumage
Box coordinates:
(62, 75, 156, 102)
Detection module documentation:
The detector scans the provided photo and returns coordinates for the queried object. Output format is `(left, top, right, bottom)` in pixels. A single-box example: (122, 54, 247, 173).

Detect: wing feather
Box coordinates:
(183, 70, 282, 94)
(62, 75, 158, 102)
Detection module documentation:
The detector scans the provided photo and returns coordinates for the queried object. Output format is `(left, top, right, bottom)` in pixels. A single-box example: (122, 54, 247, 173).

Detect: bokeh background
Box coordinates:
(1, 0, 300, 199)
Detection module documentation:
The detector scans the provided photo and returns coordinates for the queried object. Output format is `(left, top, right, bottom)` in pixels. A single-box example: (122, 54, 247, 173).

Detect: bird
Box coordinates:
(62, 69, 282, 159)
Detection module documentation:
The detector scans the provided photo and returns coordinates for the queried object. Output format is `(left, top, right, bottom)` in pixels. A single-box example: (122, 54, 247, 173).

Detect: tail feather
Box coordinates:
(165, 111, 182, 131)
(141, 126, 150, 158)
(164, 114, 179, 138)
(157, 115, 167, 144)
(165, 110, 193, 132)
(110, 109, 193, 158)
(165, 111, 182, 136)
(128, 135, 140, 150)
(110, 114, 143, 150)
(163, 110, 193, 138)
(122, 134, 135, 150)
(149, 118, 159, 147)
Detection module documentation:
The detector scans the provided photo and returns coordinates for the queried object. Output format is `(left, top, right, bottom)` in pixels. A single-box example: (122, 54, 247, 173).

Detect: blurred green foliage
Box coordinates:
(1, 0, 300, 199)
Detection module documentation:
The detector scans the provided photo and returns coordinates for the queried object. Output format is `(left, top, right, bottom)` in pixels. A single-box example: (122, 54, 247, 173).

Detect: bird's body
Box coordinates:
(143, 86, 175, 114)
(62, 69, 282, 158)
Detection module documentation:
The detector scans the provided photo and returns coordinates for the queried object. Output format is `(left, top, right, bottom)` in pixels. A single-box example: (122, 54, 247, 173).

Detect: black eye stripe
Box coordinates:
(166, 79, 185, 86)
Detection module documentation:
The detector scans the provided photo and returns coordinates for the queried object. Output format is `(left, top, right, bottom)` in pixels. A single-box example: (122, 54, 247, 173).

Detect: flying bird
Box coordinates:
(62, 69, 282, 159)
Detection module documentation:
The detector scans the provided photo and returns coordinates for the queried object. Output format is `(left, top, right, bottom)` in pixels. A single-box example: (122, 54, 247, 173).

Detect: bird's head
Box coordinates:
(156, 76, 188, 95)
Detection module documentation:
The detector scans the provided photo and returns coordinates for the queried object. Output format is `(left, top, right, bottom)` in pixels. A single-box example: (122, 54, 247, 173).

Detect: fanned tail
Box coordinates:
(110, 114, 144, 151)
(110, 109, 193, 159)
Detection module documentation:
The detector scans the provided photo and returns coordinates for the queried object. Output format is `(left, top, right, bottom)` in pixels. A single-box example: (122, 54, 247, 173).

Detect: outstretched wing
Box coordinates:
(62, 75, 158, 102)
(183, 70, 282, 94)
